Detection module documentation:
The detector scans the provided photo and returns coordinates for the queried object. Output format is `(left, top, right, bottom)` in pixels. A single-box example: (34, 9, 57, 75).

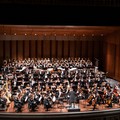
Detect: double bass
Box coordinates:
(87, 94, 94, 103)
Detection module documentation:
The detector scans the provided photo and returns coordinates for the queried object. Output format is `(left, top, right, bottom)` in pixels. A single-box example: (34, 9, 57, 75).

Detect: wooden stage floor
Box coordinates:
(1, 100, 120, 113)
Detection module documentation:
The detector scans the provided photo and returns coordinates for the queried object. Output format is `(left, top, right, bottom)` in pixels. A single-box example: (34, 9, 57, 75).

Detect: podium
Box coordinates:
(67, 104, 80, 112)
(67, 107, 80, 112)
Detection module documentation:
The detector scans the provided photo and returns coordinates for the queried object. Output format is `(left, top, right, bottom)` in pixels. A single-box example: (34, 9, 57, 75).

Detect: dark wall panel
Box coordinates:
(115, 43, 120, 78)
(0, 41, 3, 64)
(70, 41, 75, 58)
(24, 40, 29, 59)
(30, 40, 36, 58)
(76, 41, 81, 58)
(37, 40, 42, 58)
(93, 41, 100, 59)
(11, 41, 16, 60)
(63, 41, 69, 58)
(57, 40, 62, 58)
(87, 41, 93, 60)
(105, 31, 120, 81)
(51, 40, 56, 58)
(81, 41, 87, 58)
(43, 40, 50, 58)
(5, 40, 10, 59)
(17, 41, 23, 60)
(106, 43, 116, 77)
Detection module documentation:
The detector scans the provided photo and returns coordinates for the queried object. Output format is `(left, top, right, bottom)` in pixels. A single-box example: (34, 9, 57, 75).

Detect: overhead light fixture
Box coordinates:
(4, 33, 6, 35)
(83, 34, 85, 36)
(25, 33, 27, 35)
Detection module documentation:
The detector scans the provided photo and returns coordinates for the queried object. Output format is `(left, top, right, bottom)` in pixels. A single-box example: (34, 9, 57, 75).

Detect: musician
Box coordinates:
(43, 95, 51, 111)
(68, 88, 76, 108)
(92, 96, 97, 110)
(0, 93, 7, 110)
(14, 95, 23, 112)
(51, 93, 56, 104)
(2, 57, 120, 112)
(28, 94, 37, 111)
(106, 95, 113, 108)
(1, 90, 10, 106)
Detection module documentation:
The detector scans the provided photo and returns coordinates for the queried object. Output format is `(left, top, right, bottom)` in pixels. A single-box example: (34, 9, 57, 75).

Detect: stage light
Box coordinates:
(4, 33, 6, 35)
(83, 34, 85, 36)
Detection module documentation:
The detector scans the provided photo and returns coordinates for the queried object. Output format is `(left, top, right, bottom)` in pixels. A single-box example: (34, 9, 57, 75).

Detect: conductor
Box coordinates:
(68, 88, 76, 108)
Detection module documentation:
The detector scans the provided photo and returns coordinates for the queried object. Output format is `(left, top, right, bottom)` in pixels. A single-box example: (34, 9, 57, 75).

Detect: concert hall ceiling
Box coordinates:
(0, 25, 120, 36)
(0, 0, 120, 7)
(0, 0, 120, 25)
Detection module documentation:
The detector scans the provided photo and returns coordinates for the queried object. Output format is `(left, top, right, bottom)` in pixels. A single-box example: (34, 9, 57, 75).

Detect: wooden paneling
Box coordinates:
(93, 41, 100, 59)
(51, 40, 56, 58)
(0, 39, 103, 61)
(106, 43, 116, 77)
(11, 41, 16, 59)
(0, 41, 3, 64)
(5, 40, 10, 59)
(17, 41, 23, 60)
(43, 40, 50, 58)
(76, 41, 81, 58)
(64, 41, 69, 58)
(105, 31, 120, 81)
(37, 40, 42, 58)
(81, 40, 87, 58)
(30, 40, 36, 58)
(115, 43, 120, 77)
(24, 40, 29, 59)
(57, 40, 62, 58)
(70, 41, 75, 58)
(87, 41, 93, 60)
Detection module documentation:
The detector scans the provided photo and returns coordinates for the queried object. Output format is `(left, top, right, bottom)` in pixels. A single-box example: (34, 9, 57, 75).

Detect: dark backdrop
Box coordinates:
(0, 2, 120, 26)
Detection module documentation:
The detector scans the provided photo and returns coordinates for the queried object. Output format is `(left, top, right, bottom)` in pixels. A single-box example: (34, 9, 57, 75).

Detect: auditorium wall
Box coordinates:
(104, 31, 120, 81)
(0, 35, 104, 70)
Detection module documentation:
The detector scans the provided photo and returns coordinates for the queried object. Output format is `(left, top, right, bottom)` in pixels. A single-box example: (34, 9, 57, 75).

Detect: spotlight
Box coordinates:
(4, 33, 6, 35)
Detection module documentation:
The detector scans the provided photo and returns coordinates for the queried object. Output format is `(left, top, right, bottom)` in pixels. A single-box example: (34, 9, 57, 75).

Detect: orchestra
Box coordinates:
(0, 57, 120, 112)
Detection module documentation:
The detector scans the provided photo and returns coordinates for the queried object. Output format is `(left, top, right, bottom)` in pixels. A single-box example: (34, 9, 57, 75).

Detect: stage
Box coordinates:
(0, 108, 120, 120)
(1, 99, 120, 113)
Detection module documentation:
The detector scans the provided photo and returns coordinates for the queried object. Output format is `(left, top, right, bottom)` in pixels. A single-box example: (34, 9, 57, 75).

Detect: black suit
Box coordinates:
(43, 98, 51, 111)
(69, 90, 76, 104)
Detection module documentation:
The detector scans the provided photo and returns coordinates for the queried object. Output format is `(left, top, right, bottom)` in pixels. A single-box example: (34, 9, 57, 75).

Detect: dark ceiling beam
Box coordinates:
(0, 0, 120, 7)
